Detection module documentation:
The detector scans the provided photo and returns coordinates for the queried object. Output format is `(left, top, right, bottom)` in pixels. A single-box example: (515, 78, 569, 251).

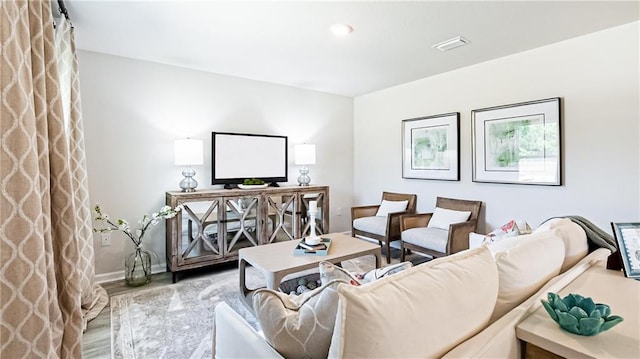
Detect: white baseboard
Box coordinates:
(95, 263, 167, 284)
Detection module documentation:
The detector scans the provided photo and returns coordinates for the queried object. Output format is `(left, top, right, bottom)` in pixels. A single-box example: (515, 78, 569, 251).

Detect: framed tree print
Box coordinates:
(402, 112, 460, 181)
(472, 97, 561, 185)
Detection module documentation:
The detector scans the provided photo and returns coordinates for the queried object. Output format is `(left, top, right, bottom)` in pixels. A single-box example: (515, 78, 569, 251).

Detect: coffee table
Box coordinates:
(239, 232, 382, 307)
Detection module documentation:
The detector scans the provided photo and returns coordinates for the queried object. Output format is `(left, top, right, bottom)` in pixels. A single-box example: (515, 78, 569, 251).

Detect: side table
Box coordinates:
(516, 265, 640, 358)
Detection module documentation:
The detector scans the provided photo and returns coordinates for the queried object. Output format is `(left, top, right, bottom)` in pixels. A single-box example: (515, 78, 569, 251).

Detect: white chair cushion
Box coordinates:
(328, 247, 499, 358)
(488, 229, 565, 323)
(535, 218, 588, 272)
(375, 199, 408, 217)
(427, 207, 472, 230)
(353, 216, 386, 236)
(401, 227, 448, 253)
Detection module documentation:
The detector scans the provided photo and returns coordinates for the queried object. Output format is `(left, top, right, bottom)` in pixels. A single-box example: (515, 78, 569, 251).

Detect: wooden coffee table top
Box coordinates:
(239, 232, 380, 273)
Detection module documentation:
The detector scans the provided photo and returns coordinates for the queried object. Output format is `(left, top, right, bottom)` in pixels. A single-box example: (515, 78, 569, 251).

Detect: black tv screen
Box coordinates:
(212, 132, 288, 186)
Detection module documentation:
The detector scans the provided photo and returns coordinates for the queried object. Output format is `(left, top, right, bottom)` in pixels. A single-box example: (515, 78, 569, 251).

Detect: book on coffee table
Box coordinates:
(293, 237, 332, 256)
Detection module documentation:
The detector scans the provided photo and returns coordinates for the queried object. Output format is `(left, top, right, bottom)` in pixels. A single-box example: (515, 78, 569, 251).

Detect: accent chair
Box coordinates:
(400, 197, 482, 261)
(351, 191, 418, 263)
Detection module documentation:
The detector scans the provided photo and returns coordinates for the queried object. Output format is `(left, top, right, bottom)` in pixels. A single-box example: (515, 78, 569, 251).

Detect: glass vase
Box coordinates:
(125, 248, 152, 287)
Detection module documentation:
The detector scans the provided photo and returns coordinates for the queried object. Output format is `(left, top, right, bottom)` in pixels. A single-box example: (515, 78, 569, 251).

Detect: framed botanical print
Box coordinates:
(402, 112, 459, 181)
(472, 98, 561, 185)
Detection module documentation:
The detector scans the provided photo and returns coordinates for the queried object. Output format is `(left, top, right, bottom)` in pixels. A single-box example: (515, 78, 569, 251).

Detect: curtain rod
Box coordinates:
(57, 0, 70, 21)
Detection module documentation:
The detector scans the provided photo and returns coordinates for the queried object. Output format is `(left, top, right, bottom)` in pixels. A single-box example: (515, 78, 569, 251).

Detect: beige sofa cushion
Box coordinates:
(443, 248, 610, 359)
(328, 246, 499, 358)
(252, 280, 344, 359)
(488, 229, 565, 322)
(535, 218, 588, 272)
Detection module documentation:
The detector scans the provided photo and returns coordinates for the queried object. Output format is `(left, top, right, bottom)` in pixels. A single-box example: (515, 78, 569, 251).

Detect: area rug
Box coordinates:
(110, 257, 379, 358)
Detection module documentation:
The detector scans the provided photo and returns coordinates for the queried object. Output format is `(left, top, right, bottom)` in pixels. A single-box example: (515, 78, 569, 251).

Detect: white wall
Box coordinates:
(354, 22, 639, 233)
(78, 51, 354, 276)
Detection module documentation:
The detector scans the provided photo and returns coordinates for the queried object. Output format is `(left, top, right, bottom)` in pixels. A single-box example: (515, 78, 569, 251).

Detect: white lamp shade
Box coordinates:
(174, 139, 204, 166)
(294, 144, 316, 165)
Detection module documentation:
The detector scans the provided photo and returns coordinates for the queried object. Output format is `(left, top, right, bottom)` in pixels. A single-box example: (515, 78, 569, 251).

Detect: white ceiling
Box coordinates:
(66, 1, 639, 97)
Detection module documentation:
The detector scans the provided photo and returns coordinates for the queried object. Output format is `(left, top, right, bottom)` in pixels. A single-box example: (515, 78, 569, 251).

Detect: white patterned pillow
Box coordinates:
(481, 220, 523, 245)
(319, 261, 413, 286)
(252, 280, 345, 359)
(361, 261, 413, 283)
(319, 261, 362, 286)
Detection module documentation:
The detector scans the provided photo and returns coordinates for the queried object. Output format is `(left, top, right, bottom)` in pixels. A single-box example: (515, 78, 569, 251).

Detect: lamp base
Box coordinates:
(179, 167, 198, 192)
(297, 166, 311, 186)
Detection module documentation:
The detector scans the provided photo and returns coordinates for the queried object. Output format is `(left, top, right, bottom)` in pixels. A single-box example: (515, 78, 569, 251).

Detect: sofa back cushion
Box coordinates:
(328, 247, 499, 358)
(535, 218, 588, 272)
(488, 229, 565, 322)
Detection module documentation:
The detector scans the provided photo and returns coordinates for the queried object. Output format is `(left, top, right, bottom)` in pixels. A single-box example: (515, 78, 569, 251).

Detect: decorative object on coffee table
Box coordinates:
(93, 203, 182, 286)
(293, 237, 332, 256)
(541, 292, 623, 336)
(307, 200, 321, 241)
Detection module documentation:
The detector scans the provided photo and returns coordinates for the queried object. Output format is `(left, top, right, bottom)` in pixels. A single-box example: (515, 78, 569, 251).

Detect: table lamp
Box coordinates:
(174, 138, 204, 192)
(294, 144, 316, 186)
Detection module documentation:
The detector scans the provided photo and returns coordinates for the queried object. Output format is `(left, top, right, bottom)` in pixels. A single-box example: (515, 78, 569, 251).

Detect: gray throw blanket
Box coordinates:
(540, 215, 618, 253)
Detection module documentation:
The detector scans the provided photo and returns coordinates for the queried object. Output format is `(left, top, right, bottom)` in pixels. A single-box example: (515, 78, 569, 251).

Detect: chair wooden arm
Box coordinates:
(386, 210, 413, 237)
(400, 213, 433, 231)
(351, 205, 379, 220)
(447, 220, 478, 254)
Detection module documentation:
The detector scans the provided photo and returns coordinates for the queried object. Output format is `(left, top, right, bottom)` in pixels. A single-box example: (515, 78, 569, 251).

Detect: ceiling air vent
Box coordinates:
(432, 36, 469, 52)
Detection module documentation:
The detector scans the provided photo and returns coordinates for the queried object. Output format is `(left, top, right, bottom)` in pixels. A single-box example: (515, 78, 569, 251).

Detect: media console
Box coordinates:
(165, 185, 329, 282)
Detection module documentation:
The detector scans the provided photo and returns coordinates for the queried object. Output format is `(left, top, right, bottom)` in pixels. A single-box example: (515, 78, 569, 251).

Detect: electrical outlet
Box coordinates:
(336, 207, 342, 216)
(101, 232, 111, 246)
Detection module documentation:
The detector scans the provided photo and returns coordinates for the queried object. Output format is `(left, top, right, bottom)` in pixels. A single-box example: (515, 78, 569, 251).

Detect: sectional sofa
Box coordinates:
(212, 218, 612, 358)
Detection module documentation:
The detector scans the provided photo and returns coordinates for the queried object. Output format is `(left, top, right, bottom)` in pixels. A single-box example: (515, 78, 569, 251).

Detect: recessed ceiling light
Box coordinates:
(330, 23, 353, 37)
(433, 36, 469, 52)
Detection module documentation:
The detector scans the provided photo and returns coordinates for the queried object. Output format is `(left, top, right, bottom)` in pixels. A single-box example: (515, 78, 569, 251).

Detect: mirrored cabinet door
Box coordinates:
(176, 199, 223, 265)
(221, 196, 261, 255)
(265, 193, 297, 243)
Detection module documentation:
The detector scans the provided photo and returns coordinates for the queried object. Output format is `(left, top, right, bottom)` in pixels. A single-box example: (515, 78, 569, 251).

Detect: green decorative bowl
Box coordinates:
(541, 292, 623, 336)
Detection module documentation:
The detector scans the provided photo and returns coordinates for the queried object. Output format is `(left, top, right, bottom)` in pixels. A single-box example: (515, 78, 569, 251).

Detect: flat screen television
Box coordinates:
(212, 132, 288, 187)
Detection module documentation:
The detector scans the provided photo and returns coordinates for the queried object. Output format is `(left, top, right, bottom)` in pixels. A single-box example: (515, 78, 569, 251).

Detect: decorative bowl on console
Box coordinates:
(541, 292, 623, 336)
(238, 184, 269, 189)
(238, 178, 268, 189)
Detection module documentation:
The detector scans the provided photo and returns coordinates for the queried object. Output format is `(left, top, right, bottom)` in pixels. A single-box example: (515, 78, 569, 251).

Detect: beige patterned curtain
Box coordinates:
(1, 1, 107, 357)
(54, 6, 108, 330)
